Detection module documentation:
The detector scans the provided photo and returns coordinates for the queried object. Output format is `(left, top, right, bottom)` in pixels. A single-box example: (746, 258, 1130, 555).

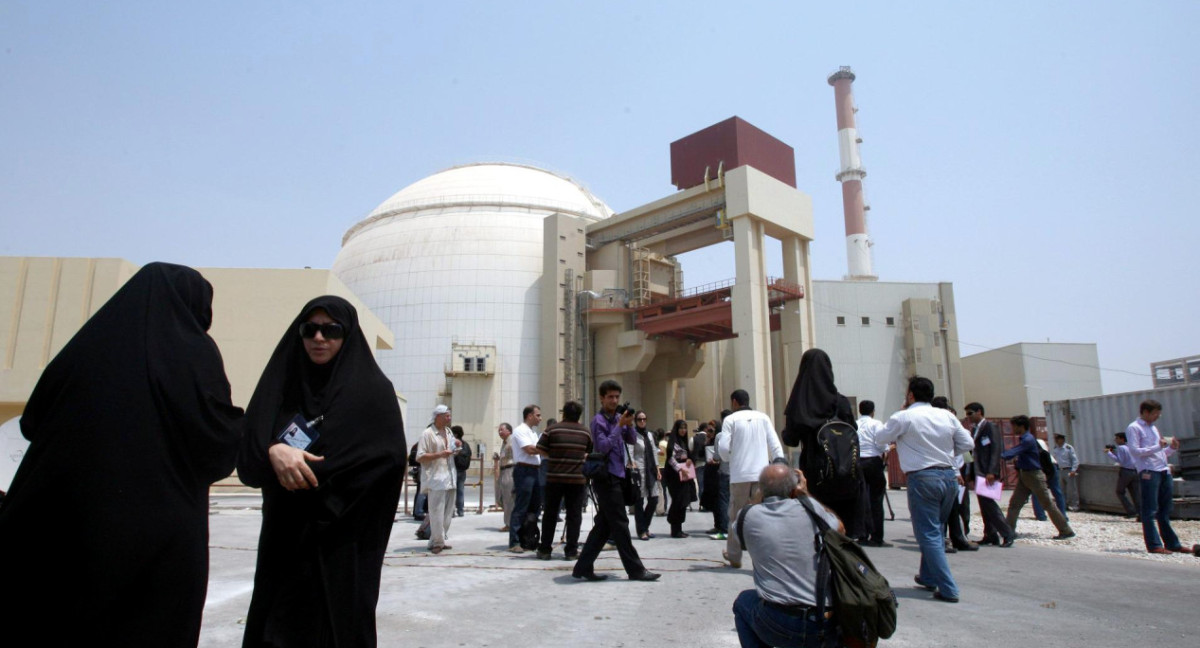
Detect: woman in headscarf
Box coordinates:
(782, 348, 862, 534)
(0, 262, 243, 647)
(238, 295, 407, 648)
(662, 419, 696, 538)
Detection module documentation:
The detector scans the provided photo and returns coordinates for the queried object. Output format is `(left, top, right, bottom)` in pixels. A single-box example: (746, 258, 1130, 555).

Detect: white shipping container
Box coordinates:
(1044, 384, 1200, 467)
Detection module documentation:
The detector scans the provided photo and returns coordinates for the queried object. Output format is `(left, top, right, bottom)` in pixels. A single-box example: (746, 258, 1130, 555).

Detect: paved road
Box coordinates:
(200, 490, 1198, 647)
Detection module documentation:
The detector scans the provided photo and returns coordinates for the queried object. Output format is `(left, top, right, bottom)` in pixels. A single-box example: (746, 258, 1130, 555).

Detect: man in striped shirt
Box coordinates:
(536, 400, 592, 560)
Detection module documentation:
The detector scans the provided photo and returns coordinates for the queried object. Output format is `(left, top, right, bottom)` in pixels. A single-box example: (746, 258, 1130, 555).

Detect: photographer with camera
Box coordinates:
(1106, 432, 1140, 517)
(571, 380, 661, 582)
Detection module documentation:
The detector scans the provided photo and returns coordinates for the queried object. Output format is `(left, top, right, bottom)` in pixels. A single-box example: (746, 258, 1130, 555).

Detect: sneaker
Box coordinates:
(509, 545, 525, 554)
(709, 532, 728, 541)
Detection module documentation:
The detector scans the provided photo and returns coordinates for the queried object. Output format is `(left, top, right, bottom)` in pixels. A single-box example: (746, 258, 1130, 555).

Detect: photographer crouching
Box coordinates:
(571, 379, 661, 582)
(733, 462, 841, 647)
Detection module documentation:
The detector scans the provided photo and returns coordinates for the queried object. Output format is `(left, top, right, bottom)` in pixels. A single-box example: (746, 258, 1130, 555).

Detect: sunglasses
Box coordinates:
(298, 322, 346, 340)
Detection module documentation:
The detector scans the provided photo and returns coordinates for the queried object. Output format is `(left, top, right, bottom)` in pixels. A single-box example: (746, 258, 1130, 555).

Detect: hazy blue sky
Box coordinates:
(2, 2, 1196, 395)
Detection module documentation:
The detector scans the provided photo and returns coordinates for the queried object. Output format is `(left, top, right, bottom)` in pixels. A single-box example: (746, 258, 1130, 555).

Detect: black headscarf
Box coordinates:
(0, 262, 243, 646)
(238, 295, 406, 648)
(782, 348, 856, 447)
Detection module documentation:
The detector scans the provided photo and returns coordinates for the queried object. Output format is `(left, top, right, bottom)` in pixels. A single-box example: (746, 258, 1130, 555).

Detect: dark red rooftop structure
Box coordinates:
(669, 116, 797, 190)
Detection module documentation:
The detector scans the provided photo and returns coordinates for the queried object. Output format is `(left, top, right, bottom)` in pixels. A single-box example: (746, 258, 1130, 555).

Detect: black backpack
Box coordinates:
(737, 497, 898, 647)
(806, 419, 861, 497)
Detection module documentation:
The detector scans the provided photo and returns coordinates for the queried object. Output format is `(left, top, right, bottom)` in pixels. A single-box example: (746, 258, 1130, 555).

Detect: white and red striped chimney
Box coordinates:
(828, 66, 876, 280)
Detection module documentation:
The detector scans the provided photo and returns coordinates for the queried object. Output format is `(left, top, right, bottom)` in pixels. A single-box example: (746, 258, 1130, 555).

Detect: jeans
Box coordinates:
(508, 464, 542, 548)
(732, 589, 830, 648)
(413, 490, 427, 520)
(1139, 469, 1181, 550)
(906, 467, 959, 599)
(539, 481, 586, 555)
(455, 469, 467, 515)
(714, 473, 730, 534)
(1032, 464, 1068, 522)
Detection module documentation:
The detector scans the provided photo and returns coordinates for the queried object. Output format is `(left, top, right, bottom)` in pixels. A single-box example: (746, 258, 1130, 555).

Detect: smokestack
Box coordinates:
(828, 66, 876, 281)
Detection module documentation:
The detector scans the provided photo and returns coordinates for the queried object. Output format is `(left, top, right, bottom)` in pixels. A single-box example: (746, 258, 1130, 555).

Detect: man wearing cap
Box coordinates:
(507, 404, 544, 553)
(416, 405, 460, 554)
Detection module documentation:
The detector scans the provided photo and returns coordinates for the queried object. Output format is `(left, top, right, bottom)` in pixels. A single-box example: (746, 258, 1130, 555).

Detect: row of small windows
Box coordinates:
(835, 316, 896, 327)
(462, 357, 488, 372)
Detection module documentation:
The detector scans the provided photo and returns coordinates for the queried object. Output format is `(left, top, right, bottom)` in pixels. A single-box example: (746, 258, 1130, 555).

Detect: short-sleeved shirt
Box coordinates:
(416, 425, 457, 491)
(741, 496, 840, 607)
(511, 422, 541, 466)
(536, 421, 591, 484)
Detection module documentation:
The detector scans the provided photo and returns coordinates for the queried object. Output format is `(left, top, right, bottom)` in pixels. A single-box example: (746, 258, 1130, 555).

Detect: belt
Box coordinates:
(906, 465, 952, 476)
(764, 600, 813, 617)
(500, 465, 514, 471)
(516, 462, 539, 468)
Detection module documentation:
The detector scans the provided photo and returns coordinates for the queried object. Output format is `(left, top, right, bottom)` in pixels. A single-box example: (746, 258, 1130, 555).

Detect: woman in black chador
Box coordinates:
(238, 295, 406, 648)
(0, 262, 244, 647)
(782, 347, 863, 535)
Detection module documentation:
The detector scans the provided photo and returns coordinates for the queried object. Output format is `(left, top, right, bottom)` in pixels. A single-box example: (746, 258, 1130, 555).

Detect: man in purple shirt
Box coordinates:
(571, 379, 661, 582)
(1105, 432, 1140, 517)
(1125, 400, 1187, 554)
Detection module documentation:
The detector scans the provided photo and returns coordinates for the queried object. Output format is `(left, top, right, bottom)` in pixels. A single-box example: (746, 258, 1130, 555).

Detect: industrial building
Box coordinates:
(961, 342, 1103, 418)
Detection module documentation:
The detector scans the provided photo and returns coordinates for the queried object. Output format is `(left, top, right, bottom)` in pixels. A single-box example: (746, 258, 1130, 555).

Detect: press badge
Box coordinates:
(278, 415, 322, 451)
(981, 437, 991, 447)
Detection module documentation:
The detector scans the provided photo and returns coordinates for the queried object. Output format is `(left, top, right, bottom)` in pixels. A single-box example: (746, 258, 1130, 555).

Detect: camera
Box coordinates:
(1105, 444, 1116, 451)
(615, 402, 635, 416)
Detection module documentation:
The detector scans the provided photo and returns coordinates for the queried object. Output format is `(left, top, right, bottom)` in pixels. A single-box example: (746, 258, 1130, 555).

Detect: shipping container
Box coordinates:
(1044, 384, 1200, 469)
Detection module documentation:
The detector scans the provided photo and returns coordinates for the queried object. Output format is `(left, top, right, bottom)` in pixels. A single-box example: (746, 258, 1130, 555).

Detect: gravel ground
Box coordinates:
(974, 505, 1200, 565)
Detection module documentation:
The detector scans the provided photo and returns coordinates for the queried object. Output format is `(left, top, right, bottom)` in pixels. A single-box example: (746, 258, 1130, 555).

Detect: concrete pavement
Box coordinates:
(199, 490, 1198, 647)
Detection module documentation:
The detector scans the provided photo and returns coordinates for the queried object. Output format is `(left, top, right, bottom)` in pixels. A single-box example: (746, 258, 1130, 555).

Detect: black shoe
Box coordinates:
(706, 528, 719, 534)
(978, 537, 999, 546)
(944, 545, 957, 554)
(572, 572, 608, 582)
(864, 540, 894, 548)
(913, 576, 936, 591)
(1000, 537, 1016, 548)
(628, 571, 661, 582)
(536, 551, 552, 560)
(954, 542, 980, 551)
(933, 591, 959, 603)
(671, 531, 689, 539)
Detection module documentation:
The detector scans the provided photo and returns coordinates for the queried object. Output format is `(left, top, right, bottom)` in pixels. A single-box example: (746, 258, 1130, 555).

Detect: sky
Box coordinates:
(2, 1, 1196, 395)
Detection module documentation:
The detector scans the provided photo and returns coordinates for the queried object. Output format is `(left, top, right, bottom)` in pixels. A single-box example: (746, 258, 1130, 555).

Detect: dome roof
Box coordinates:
(344, 162, 613, 244)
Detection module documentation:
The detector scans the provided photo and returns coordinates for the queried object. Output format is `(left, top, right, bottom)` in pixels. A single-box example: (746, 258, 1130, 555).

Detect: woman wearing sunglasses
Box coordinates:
(238, 295, 407, 648)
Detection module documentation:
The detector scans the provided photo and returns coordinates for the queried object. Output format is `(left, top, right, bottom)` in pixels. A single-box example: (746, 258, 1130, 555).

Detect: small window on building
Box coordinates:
(936, 364, 944, 379)
(559, 235, 566, 240)
(886, 317, 895, 327)
(475, 357, 486, 373)
(934, 332, 941, 347)
(861, 317, 870, 326)
(462, 357, 473, 372)
(836, 316, 846, 326)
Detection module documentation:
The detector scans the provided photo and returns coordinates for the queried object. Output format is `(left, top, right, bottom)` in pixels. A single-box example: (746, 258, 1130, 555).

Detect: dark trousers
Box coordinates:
(1116, 467, 1140, 515)
(957, 477, 971, 535)
(945, 496, 971, 547)
(574, 473, 647, 578)
(860, 457, 886, 543)
(714, 473, 730, 533)
(539, 481, 586, 555)
(633, 483, 659, 536)
(977, 492, 1013, 543)
(455, 469, 467, 515)
(508, 464, 542, 548)
(666, 477, 689, 532)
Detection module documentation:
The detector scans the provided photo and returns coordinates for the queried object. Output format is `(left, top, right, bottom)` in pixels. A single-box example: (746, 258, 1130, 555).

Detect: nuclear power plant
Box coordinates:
(3, 67, 970, 459)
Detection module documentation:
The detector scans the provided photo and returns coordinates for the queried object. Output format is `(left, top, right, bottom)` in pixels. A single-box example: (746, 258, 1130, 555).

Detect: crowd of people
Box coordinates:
(0, 264, 1191, 648)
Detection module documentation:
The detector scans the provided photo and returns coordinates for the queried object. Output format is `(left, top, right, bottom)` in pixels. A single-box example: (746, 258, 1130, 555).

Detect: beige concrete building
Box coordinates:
(962, 342, 1102, 418)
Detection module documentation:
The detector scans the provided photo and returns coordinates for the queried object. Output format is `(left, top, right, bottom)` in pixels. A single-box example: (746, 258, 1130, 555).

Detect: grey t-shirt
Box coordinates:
(741, 495, 839, 607)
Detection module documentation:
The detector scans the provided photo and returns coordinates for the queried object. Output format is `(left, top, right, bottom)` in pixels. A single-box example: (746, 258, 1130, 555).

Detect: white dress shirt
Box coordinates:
(875, 402, 973, 474)
(1126, 418, 1174, 473)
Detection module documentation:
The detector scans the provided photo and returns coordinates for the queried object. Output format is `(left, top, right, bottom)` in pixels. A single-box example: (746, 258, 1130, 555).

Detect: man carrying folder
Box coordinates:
(965, 403, 1015, 548)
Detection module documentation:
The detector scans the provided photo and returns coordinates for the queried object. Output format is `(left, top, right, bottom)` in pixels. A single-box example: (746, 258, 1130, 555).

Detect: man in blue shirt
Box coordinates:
(1001, 416, 1075, 540)
(571, 379, 661, 582)
(1106, 431, 1140, 517)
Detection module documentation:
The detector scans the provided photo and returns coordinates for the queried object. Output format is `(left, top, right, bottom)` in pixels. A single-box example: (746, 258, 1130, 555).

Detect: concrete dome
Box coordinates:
(332, 163, 612, 431)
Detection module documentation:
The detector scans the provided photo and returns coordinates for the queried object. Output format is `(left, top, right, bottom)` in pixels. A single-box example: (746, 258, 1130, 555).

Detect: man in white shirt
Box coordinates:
(416, 405, 460, 554)
(1125, 399, 1186, 554)
(719, 389, 785, 568)
(856, 400, 891, 547)
(507, 404, 544, 552)
(875, 377, 973, 603)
